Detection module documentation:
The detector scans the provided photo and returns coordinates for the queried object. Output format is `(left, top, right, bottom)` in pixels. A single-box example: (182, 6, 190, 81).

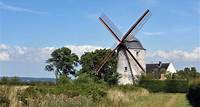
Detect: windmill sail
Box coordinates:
(125, 12, 151, 41)
(122, 9, 151, 42)
(99, 14, 123, 41)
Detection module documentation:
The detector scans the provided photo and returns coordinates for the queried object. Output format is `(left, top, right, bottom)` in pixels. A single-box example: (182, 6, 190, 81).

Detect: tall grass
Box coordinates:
(98, 93, 191, 107)
(189, 77, 200, 86)
(0, 85, 29, 107)
(97, 87, 149, 107)
(0, 85, 192, 107)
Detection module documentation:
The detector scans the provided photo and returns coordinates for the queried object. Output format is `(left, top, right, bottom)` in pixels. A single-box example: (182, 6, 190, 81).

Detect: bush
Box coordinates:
(18, 79, 107, 105)
(187, 85, 200, 107)
(139, 80, 188, 93)
(57, 75, 71, 86)
(0, 96, 10, 107)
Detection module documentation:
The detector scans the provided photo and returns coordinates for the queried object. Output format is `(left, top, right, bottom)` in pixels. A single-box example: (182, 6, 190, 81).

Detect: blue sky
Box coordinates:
(0, 0, 199, 77)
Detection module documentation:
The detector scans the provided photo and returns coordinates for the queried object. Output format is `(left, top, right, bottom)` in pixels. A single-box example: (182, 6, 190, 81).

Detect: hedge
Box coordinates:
(139, 80, 188, 93)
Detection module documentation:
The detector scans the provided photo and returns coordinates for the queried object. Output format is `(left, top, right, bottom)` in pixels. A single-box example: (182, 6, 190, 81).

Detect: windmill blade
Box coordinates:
(125, 12, 151, 41)
(99, 14, 122, 42)
(95, 44, 119, 73)
(121, 9, 151, 42)
(123, 45, 145, 72)
(122, 49, 135, 83)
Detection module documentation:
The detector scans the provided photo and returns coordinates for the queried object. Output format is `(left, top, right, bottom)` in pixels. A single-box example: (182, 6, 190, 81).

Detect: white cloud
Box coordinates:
(0, 44, 104, 62)
(65, 45, 103, 57)
(147, 47, 200, 61)
(143, 32, 164, 36)
(0, 51, 10, 61)
(0, 1, 48, 15)
(0, 44, 9, 49)
(0, 44, 10, 61)
(2, 44, 199, 63)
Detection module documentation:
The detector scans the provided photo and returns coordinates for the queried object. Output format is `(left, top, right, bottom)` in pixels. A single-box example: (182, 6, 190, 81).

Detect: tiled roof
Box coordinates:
(146, 63, 170, 73)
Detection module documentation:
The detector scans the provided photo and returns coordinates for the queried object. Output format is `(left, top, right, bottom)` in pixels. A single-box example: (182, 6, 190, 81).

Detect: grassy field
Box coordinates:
(98, 89, 191, 107)
(0, 85, 191, 107)
(132, 93, 190, 107)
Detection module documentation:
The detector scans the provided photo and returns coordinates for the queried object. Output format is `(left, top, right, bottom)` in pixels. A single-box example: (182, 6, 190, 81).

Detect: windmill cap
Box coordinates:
(125, 37, 145, 50)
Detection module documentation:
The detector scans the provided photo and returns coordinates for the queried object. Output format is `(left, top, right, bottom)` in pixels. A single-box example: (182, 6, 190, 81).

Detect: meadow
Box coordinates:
(0, 84, 191, 107)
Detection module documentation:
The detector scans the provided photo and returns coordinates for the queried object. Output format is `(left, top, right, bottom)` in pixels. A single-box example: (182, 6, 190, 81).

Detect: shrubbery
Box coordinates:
(187, 84, 200, 107)
(0, 96, 9, 107)
(139, 80, 188, 93)
(18, 75, 107, 106)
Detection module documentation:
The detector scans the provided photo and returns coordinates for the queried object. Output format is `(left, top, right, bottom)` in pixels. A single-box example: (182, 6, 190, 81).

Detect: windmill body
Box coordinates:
(117, 38, 146, 84)
(96, 9, 151, 85)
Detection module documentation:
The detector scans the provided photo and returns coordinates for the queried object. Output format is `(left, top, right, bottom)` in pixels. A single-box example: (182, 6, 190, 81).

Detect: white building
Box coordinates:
(146, 62, 176, 79)
(117, 37, 146, 85)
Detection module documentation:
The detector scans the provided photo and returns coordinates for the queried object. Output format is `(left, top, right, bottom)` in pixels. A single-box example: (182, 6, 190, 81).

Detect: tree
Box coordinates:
(0, 77, 9, 84)
(79, 49, 119, 85)
(45, 47, 79, 80)
(173, 67, 200, 80)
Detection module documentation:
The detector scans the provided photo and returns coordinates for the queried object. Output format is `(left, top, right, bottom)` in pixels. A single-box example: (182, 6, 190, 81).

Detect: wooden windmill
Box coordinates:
(96, 9, 151, 84)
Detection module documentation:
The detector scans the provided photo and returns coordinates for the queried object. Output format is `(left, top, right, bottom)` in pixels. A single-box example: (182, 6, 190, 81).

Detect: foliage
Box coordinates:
(173, 67, 200, 80)
(0, 86, 10, 107)
(45, 47, 79, 79)
(0, 77, 9, 85)
(57, 74, 72, 86)
(140, 74, 156, 80)
(187, 84, 200, 107)
(0, 96, 9, 107)
(189, 77, 200, 86)
(18, 76, 107, 105)
(139, 80, 188, 93)
(0, 84, 192, 107)
(144, 67, 200, 81)
(79, 49, 119, 85)
(165, 80, 188, 93)
(0, 76, 22, 85)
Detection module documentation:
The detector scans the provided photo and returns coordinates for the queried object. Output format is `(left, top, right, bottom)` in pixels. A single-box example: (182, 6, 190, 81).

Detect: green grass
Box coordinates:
(99, 92, 191, 107)
(130, 93, 190, 107)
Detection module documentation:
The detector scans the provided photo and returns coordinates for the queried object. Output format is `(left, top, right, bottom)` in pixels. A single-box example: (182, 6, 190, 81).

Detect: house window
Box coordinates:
(124, 67, 127, 72)
(136, 51, 139, 56)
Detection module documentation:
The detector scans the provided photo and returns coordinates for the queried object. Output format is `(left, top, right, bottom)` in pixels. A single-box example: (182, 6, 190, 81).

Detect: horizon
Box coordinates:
(0, 0, 199, 78)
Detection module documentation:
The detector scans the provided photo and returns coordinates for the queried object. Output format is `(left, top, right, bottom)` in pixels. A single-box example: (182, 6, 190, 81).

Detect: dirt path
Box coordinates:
(165, 94, 178, 107)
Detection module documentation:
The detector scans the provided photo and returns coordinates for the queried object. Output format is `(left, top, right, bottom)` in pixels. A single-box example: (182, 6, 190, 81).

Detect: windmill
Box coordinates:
(96, 9, 151, 84)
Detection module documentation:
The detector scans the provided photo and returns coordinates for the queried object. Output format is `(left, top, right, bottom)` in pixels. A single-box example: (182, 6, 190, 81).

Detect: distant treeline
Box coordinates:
(0, 76, 55, 86)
